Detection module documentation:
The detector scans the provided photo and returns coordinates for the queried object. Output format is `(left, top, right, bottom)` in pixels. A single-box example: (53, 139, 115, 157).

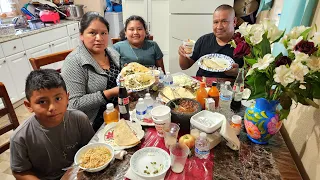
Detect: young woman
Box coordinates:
(113, 15, 165, 71)
(62, 12, 120, 131)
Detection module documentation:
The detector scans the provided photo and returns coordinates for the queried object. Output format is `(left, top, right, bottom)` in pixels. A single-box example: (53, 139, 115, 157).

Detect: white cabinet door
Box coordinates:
(51, 37, 71, 69)
(122, 0, 148, 23)
(26, 43, 52, 70)
(6, 52, 31, 99)
(169, 0, 234, 14)
(69, 33, 80, 49)
(0, 58, 18, 107)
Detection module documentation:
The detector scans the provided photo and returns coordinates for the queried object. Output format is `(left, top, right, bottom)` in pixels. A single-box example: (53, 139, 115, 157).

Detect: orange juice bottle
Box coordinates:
(196, 82, 208, 109)
(103, 103, 119, 124)
(208, 82, 220, 108)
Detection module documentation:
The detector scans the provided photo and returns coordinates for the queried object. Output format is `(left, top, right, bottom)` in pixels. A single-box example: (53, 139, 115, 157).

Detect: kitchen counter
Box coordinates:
(0, 20, 79, 43)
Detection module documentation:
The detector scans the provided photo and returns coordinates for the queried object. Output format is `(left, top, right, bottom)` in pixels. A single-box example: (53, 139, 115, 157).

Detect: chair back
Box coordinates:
(111, 35, 154, 44)
(29, 49, 72, 72)
(0, 82, 19, 154)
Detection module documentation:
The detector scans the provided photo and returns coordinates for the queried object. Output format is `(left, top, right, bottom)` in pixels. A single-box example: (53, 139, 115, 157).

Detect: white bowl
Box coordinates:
(130, 147, 171, 179)
(74, 143, 114, 172)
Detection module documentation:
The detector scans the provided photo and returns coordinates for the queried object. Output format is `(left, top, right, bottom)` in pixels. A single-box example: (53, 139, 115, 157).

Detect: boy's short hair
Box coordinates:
(25, 69, 67, 101)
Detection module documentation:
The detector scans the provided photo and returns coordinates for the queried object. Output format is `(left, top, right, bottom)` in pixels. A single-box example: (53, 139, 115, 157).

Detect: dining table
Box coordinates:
(76, 77, 302, 180)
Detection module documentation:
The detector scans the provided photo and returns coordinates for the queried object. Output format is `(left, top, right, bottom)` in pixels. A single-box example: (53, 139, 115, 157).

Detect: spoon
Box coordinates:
(172, 37, 184, 41)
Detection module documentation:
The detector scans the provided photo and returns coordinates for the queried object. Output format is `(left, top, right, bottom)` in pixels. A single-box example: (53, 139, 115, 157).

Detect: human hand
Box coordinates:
(224, 63, 239, 77)
(178, 45, 188, 58)
(104, 87, 119, 98)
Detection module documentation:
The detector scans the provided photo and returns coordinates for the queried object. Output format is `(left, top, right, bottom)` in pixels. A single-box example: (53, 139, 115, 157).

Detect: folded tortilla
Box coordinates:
(120, 62, 150, 77)
(114, 120, 140, 146)
(203, 58, 228, 69)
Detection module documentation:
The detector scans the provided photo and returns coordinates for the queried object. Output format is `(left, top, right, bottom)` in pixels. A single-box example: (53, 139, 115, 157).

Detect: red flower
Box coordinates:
(275, 56, 292, 67)
(105, 131, 114, 139)
(233, 32, 244, 45)
(294, 40, 318, 55)
(233, 41, 251, 58)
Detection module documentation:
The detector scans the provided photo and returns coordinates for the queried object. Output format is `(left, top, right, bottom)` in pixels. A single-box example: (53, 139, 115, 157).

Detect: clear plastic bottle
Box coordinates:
(195, 132, 210, 159)
(163, 72, 173, 87)
(158, 67, 165, 83)
(144, 93, 154, 118)
(219, 81, 233, 112)
(153, 97, 163, 107)
(135, 98, 147, 120)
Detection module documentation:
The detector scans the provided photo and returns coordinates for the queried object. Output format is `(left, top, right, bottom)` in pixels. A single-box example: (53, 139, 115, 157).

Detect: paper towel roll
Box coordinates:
(219, 117, 240, 151)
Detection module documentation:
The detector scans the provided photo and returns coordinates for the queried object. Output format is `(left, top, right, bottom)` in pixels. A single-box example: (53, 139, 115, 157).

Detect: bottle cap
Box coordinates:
(225, 81, 231, 85)
(106, 103, 114, 110)
(138, 98, 144, 102)
(211, 82, 217, 86)
(232, 115, 242, 124)
(200, 132, 207, 138)
(145, 93, 151, 97)
(166, 72, 171, 75)
(200, 82, 206, 87)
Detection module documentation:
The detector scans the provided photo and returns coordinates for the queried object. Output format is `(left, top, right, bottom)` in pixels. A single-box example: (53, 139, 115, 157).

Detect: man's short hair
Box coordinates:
(215, 4, 235, 16)
(25, 69, 67, 101)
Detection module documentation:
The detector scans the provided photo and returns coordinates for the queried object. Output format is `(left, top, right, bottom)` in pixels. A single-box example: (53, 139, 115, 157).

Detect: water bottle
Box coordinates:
(158, 67, 164, 83)
(163, 72, 173, 87)
(219, 81, 233, 112)
(135, 98, 147, 120)
(195, 132, 210, 159)
(144, 93, 154, 117)
(153, 97, 163, 107)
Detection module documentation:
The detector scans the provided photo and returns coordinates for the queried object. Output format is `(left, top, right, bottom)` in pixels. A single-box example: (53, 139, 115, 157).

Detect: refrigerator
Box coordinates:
(169, 0, 234, 76)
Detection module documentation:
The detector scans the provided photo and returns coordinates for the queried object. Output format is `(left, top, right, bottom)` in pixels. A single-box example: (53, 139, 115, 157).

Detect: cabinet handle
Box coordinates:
(0, 60, 5, 65)
(13, 46, 16, 49)
(49, 44, 51, 47)
(74, 28, 75, 31)
(52, 43, 54, 46)
(23, 53, 26, 56)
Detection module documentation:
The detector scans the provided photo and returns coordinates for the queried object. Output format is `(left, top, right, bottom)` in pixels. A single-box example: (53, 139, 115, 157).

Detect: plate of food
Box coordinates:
(171, 72, 199, 87)
(159, 86, 196, 103)
(130, 110, 155, 126)
(98, 120, 145, 150)
(124, 73, 155, 91)
(197, 53, 235, 72)
(120, 62, 151, 77)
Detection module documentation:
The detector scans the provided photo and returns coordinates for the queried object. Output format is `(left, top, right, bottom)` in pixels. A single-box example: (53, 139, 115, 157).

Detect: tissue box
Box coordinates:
(0, 24, 15, 37)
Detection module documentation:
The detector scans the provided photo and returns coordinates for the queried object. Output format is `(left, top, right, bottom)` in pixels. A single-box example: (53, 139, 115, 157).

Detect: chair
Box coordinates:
(111, 35, 154, 44)
(29, 49, 73, 72)
(0, 82, 20, 154)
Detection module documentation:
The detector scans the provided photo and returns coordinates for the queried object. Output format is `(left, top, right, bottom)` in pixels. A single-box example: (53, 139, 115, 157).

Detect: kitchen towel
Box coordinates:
(219, 118, 240, 150)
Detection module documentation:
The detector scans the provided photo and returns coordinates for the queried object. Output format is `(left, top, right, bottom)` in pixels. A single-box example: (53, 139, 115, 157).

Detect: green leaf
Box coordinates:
(259, 34, 271, 56)
(246, 72, 269, 100)
(271, 30, 286, 43)
(280, 109, 290, 120)
(312, 82, 320, 99)
(244, 57, 257, 66)
(305, 98, 320, 108)
(285, 89, 298, 103)
(300, 28, 312, 40)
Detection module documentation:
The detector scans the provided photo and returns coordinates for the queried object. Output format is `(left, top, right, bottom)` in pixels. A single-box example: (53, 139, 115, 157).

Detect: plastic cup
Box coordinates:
(170, 143, 189, 173)
(164, 123, 180, 149)
(183, 39, 195, 56)
(151, 105, 171, 137)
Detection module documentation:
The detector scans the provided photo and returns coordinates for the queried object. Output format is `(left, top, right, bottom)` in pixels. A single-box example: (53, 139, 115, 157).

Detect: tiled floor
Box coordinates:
(0, 102, 32, 179)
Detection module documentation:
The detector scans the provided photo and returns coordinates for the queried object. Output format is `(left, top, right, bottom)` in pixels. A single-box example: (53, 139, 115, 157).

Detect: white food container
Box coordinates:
(190, 110, 224, 134)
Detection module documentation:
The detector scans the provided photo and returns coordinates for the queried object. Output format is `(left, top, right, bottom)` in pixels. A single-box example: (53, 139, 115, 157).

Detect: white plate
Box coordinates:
(97, 121, 145, 150)
(197, 53, 235, 72)
(171, 72, 199, 87)
(130, 110, 155, 126)
(130, 147, 171, 179)
(116, 73, 155, 92)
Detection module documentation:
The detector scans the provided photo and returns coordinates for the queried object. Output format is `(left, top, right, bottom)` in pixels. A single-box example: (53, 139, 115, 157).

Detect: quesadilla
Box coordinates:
(120, 62, 150, 77)
(202, 58, 228, 70)
(113, 120, 140, 146)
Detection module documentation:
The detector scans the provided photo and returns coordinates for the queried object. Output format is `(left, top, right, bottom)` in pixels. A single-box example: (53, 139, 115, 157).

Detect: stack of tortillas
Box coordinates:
(113, 120, 140, 146)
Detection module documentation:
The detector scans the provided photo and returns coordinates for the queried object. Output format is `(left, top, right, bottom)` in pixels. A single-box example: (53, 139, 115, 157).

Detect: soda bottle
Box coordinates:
(231, 68, 244, 112)
(196, 82, 208, 109)
(208, 82, 219, 108)
(118, 78, 130, 120)
(103, 103, 119, 124)
(195, 132, 210, 159)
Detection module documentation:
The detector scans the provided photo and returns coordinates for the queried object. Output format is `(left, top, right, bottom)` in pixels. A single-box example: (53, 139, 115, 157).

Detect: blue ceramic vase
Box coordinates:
(244, 98, 282, 144)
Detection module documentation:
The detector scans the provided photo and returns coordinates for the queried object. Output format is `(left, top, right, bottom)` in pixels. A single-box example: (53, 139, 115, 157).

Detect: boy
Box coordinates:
(10, 69, 95, 180)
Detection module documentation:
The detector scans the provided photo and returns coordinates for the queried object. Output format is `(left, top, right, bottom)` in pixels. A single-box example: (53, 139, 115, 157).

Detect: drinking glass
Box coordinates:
(170, 143, 189, 173)
(163, 123, 180, 149)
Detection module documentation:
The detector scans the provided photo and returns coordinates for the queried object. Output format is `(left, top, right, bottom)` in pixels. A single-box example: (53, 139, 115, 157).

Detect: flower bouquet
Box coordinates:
(230, 19, 320, 144)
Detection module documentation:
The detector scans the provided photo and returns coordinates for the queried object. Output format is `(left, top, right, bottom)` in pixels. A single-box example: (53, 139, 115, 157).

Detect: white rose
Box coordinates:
(311, 32, 320, 46)
(246, 68, 255, 77)
(288, 26, 310, 39)
(252, 54, 275, 70)
(293, 51, 309, 63)
(261, 19, 283, 42)
(274, 65, 295, 87)
(307, 55, 320, 71)
(290, 62, 309, 82)
(236, 22, 251, 37)
(287, 36, 303, 50)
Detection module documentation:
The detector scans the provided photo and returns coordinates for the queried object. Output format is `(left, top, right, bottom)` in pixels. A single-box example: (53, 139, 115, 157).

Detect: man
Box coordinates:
(178, 4, 243, 78)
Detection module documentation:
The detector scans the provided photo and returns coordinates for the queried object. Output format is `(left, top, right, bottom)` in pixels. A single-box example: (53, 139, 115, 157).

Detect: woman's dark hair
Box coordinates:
(123, 15, 150, 39)
(80, 12, 109, 34)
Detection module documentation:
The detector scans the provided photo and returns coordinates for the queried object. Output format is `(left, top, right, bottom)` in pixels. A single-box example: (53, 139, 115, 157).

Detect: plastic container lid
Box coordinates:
(232, 115, 242, 124)
(145, 93, 151, 97)
(200, 132, 207, 138)
(166, 72, 171, 75)
(225, 81, 231, 85)
(106, 103, 114, 110)
(190, 110, 224, 133)
(138, 98, 144, 102)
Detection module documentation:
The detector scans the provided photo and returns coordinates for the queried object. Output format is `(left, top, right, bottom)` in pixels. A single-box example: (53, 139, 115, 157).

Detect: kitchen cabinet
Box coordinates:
(51, 37, 70, 69)
(122, 0, 170, 71)
(6, 51, 31, 99)
(26, 43, 52, 69)
(69, 33, 81, 49)
(0, 58, 19, 108)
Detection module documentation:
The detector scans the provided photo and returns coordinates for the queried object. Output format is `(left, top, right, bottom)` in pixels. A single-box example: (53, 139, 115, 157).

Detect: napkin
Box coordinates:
(219, 118, 240, 150)
(124, 167, 165, 180)
(114, 150, 127, 160)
